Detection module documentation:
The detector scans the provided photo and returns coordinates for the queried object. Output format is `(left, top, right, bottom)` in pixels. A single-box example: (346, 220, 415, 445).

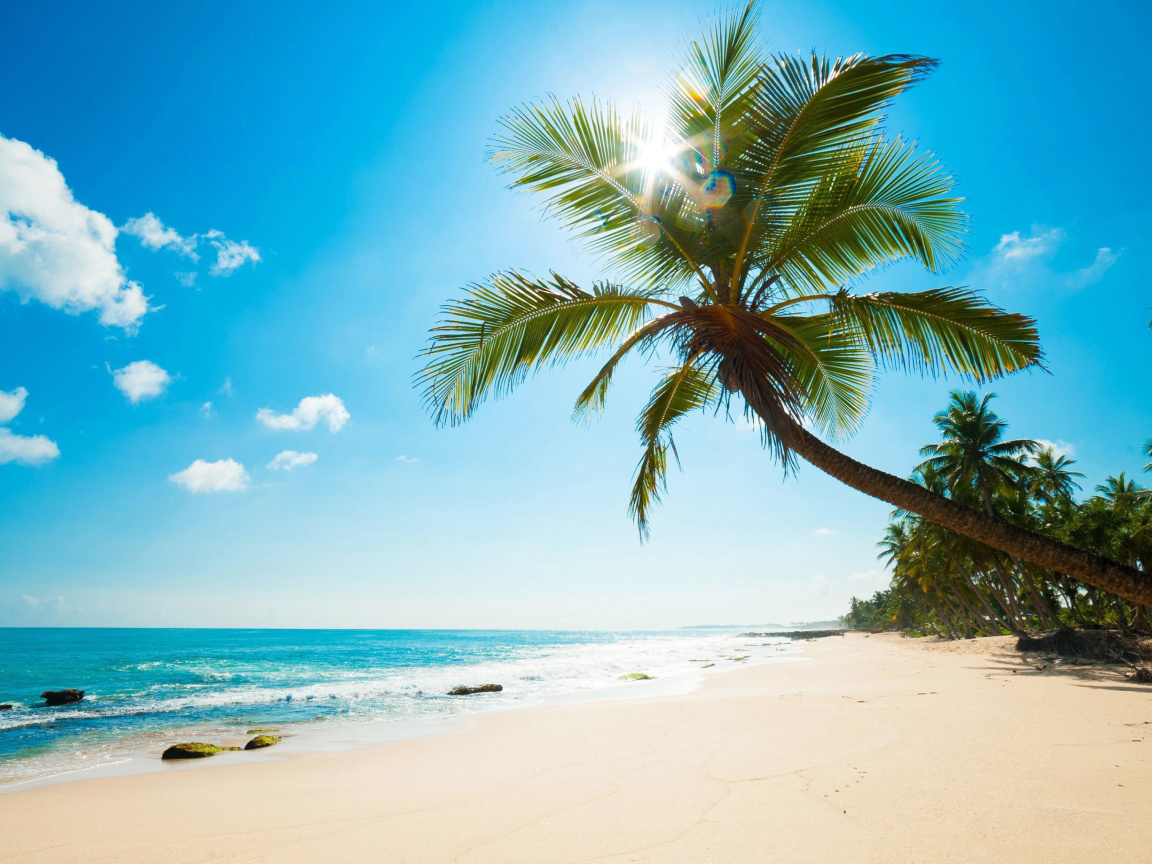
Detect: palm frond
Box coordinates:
(733, 52, 938, 285)
(667, 1, 764, 162)
(760, 137, 965, 291)
(771, 313, 874, 439)
(490, 98, 701, 288)
(573, 317, 675, 421)
(629, 361, 719, 537)
(419, 272, 668, 425)
(826, 287, 1042, 382)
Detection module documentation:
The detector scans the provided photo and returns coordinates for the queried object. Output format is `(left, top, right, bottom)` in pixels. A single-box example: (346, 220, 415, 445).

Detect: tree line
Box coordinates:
(842, 392, 1152, 636)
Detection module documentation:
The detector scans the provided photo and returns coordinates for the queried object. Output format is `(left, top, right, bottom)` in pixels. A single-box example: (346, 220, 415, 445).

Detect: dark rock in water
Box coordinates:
(0, 704, 12, 711)
(41, 689, 84, 706)
(447, 684, 503, 696)
(740, 630, 844, 640)
(162, 743, 222, 760)
(245, 735, 281, 750)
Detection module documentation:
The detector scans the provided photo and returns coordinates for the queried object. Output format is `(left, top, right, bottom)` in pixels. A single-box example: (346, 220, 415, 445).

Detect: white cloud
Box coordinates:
(205, 230, 260, 276)
(1035, 439, 1075, 459)
(0, 427, 60, 466)
(169, 458, 249, 493)
(268, 450, 318, 471)
(849, 569, 884, 582)
(121, 212, 198, 260)
(174, 271, 197, 287)
(0, 386, 28, 423)
(0, 133, 149, 329)
(111, 360, 171, 403)
(220, 377, 234, 396)
(1068, 247, 1119, 289)
(993, 227, 1064, 264)
(257, 394, 349, 433)
(396, 455, 421, 464)
(200, 401, 214, 418)
(812, 527, 833, 536)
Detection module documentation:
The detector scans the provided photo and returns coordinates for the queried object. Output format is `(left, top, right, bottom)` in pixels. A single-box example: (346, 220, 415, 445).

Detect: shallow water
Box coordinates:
(0, 628, 791, 785)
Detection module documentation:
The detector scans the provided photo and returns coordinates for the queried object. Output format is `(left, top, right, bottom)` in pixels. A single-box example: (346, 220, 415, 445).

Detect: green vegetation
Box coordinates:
(843, 392, 1152, 637)
(417, 2, 1152, 605)
(245, 728, 279, 734)
(619, 673, 654, 681)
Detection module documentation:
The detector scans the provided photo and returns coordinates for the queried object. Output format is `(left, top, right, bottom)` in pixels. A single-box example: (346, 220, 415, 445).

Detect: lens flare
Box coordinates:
(634, 216, 662, 247)
(700, 170, 735, 209)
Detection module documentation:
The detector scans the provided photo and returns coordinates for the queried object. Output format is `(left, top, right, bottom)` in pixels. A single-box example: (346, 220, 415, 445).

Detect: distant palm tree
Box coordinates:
(418, 3, 1152, 605)
(917, 391, 1038, 514)
(1096, 473, 1144, 503)
(1031, 447, 1083, 506)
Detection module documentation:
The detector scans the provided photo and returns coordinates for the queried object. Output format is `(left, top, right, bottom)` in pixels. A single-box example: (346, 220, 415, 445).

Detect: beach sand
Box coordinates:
(2, 632, 1150, 863)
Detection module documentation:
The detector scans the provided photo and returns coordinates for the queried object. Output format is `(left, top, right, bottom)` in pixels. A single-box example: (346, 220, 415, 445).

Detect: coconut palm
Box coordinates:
(1031, 447, 1083, 506)
(917, 391, 1037, 515)
(417, 3, 1152, 605)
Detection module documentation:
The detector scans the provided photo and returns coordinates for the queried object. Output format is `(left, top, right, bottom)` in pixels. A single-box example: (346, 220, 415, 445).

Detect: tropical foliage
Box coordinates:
(843, 392, 1152, 636)
(418, 2, 1152, 605)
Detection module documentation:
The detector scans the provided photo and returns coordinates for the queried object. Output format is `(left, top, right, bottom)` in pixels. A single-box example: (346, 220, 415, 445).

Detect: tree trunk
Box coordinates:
(780, 419, 1152, 607)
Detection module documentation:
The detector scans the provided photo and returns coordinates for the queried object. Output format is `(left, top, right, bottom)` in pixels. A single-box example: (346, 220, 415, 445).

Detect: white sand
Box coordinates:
(2, 632, 1150, 863)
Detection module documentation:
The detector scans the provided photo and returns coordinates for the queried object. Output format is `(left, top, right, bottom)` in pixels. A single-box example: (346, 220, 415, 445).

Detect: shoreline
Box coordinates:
(0, 635, 802, 793)
(3, 632, 1149, 863)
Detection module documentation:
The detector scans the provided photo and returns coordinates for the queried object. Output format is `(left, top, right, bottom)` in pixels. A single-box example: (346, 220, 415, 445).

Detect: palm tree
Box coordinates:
(917, 391, 1037, 515)
(1031, 447, 1083, 506)
(417, 3, 1152, 605)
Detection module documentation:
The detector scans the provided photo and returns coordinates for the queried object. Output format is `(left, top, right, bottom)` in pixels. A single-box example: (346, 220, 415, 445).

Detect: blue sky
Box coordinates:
(2, 0, 1150, 628)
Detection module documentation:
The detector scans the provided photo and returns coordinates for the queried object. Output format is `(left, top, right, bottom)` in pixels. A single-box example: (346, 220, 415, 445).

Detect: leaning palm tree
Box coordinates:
(417, 3, 1152, 605)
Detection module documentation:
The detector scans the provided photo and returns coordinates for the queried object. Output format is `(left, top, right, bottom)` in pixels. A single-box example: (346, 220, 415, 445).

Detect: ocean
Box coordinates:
(0, 627, 794, 787)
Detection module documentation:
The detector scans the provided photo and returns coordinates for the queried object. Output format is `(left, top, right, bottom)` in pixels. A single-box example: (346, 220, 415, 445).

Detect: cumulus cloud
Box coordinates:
(174, 271, 197, 287)
(1035, 439, 1076, 459)
(0, 133, 149, 329)
(121, 212, 198, 260)
(268, 450, 318, 471)
(0, 387, 59, 466)
(169, 458, 249, 493)
(993, 227, 1064, 264)
(0, 427, 60, 466)
(812, 527, 833, 536)
(200, 401, 214, 418)
(0, 386, 28, 423)
(205, 230, 260, 276)
(111, 360, 171, 403)
(1068, 247, 1120, 289)
(396, 455, 420, 464)
(257, 394, 349, 433)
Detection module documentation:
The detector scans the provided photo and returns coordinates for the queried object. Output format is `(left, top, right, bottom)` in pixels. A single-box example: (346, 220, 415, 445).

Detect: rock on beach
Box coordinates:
(447, 684, 503, 696)
(41, 689, 84, 706)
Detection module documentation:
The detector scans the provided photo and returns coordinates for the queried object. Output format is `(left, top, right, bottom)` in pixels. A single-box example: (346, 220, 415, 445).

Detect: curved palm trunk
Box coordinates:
(780, 419, 1152, 608)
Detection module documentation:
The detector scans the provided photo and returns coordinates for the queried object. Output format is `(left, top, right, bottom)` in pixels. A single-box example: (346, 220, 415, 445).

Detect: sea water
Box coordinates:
(0, 628, 793, 786)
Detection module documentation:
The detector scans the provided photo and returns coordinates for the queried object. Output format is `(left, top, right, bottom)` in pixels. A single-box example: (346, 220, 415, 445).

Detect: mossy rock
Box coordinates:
(619, 673, 654, 681)
(221, 746, 243, 751)
(245, 728, 280, 734)
(162, 742, 222, 760)
(244, 735, 282, 750)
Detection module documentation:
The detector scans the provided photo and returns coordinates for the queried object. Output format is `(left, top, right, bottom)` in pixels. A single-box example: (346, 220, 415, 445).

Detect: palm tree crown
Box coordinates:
(417, 3, 1152, 606)
(420, 3, 1039, 532)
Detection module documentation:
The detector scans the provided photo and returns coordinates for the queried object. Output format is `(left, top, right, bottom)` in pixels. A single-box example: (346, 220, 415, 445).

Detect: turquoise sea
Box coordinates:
(0, 628, 790, 786)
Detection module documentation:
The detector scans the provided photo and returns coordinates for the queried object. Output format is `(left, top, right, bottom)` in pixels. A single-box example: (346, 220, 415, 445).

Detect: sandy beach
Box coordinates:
(2, 633, 1149, 863)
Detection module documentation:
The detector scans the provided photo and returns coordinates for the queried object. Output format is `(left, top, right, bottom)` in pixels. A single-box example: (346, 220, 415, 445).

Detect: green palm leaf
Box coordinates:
(419, 272, 669, 425)
(629, 361, 719, 536)
(761, 137, 964, 291)
(826, 288, 1042, 381)
(771, 313, 874, 438)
